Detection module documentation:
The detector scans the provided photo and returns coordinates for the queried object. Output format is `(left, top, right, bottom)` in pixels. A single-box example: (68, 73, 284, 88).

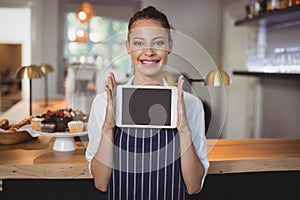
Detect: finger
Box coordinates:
(107, 75, 113, 91)
(177, 75, 184, 96)
(105, 87, 111, 104)
(109, 72, 117, 88)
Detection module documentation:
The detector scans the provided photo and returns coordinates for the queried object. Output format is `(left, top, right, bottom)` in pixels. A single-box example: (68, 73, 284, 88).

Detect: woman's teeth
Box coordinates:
(141, 60, 159, 64)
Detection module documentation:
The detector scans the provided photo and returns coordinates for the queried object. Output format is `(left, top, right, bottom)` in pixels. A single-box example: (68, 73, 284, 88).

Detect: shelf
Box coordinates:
(233, 70, 300, 80)
(235, 5, 300, 28)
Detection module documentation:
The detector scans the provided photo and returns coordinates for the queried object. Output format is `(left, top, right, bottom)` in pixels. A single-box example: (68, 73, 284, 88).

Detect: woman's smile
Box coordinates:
(139, 59, 161, 67)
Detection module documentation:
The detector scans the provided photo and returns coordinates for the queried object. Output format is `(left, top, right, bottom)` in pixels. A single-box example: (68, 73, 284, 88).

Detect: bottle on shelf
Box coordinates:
(279, 0, 290, 9)
(245, 0, 266, 18)
(259, 0, 267, 14)
(245, 0, 254, 19)
(266, 0, 275, 11)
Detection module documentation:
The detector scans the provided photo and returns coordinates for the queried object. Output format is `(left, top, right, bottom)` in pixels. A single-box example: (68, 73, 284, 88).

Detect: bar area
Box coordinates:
(0, 0, 299, 199)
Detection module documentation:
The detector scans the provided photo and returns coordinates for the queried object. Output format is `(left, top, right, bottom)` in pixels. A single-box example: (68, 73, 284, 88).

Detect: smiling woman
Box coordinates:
(126, 21, 172, 84)
(86, 6, 209, 200)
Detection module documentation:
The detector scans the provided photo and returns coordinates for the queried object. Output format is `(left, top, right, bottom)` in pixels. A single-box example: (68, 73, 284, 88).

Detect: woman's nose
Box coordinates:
(144, 47, 155, 56)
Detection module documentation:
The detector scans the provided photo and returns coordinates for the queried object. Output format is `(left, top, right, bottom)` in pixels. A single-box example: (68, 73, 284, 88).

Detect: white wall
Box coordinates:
(0, 7, 31, 100)
(31, 0, 61, 100)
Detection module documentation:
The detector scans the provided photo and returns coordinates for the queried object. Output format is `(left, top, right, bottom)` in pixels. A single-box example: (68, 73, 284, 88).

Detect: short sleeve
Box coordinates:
(85, 93, 107, 164)
(184, 92, 210, 191)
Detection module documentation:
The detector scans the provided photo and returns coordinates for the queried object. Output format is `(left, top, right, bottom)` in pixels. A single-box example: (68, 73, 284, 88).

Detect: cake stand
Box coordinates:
(38, 131, 88, 151)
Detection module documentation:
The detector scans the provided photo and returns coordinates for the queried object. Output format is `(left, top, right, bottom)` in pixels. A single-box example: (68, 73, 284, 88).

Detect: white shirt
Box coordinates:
(85, 76, 209, 190)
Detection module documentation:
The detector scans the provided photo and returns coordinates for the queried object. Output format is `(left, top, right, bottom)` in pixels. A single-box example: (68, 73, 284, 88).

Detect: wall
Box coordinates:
(221, 0, 258, 138)
(0, 7, 31, 100)
(31, 0, 61, 100)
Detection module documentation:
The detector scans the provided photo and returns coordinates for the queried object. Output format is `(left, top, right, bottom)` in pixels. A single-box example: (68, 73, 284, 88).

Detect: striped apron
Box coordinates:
(107, 127, 186, 200)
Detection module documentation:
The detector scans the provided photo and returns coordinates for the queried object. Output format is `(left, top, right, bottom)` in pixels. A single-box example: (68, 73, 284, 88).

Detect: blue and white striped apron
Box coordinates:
(107, 127, 186, 200)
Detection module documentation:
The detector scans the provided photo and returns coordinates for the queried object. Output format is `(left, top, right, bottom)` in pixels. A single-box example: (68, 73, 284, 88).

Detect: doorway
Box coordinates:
(0, 44, 22, 112)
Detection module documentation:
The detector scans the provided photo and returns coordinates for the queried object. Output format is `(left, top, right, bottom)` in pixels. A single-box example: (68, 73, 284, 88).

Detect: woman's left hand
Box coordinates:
(176, 75, 191, 134)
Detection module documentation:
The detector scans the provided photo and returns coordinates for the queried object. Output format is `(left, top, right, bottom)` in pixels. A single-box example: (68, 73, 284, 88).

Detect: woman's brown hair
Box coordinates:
(127, 6, 172, 39)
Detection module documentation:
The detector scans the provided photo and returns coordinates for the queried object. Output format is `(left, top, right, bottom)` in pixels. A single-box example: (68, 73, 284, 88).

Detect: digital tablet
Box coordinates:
(116, 85, 178, 129)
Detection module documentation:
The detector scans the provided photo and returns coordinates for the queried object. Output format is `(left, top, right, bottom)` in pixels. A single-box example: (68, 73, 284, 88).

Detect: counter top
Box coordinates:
(0, 136, 299, 179)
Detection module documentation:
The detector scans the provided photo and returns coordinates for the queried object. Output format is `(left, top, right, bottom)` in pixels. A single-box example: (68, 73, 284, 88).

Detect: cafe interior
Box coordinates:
(0, 0, 299, 199)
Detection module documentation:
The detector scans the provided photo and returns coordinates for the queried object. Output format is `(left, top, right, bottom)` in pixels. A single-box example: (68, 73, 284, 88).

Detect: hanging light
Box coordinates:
(76, 2, 95, 23)
(76, 28, 88, 42)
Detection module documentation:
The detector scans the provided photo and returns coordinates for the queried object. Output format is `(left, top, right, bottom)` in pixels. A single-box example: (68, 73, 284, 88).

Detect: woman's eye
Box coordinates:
(133, 41, 143, 46)
(154, 41, 165, 46)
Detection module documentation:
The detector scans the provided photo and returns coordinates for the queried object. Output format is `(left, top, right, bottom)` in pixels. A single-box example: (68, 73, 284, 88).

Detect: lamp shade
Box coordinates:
(40, 64, 54, 74)
(75, 28, 88, 42)
(15, 65, 44, 79)
(15, 65, 44, 116)
(205, 69, 231, 86)
(76, 2, 95, 23)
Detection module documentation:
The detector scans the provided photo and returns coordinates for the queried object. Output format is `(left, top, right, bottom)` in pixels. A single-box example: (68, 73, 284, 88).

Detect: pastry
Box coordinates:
(40, 112, 56, 133)
(38, 108, 88, 133)
(9, 116, 33, 131)
(40, 121, 56, 133)
(31, 117, 44, 131)
(0, 119, 9, 130)
(54, 117, 72, 132)
(68, 121, 84, 133)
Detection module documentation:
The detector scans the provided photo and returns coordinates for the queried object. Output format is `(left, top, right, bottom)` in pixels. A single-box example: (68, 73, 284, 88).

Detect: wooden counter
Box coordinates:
(0, 136, 300, 180)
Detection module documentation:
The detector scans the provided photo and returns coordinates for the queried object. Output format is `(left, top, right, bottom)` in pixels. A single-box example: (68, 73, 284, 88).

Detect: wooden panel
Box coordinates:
(207, 139, 300, 160)
(0, 137, 299, 179)
(0, 164, 90, 179)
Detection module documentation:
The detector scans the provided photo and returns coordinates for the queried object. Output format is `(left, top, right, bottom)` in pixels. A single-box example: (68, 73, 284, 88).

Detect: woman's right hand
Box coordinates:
(102, 72, 117, 131)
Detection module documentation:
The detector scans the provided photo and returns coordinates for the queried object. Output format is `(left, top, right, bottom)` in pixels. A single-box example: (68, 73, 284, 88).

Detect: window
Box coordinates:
(64, 12, 131, 73)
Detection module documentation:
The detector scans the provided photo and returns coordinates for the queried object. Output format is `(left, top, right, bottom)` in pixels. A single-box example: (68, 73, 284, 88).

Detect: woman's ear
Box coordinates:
(126, 40, 131, 55)
(168, 39, 173, 54)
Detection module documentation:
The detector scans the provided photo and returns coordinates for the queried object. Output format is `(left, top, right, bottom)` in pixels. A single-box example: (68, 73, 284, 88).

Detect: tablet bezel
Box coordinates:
(116, 85, 178, 129)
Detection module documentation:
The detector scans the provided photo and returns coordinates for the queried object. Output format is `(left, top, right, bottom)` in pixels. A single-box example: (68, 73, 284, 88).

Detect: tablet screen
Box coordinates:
(122, 88, 172, 126)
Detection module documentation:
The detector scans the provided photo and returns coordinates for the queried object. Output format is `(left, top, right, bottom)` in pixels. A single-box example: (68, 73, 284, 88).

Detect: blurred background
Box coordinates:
(0, 0, 299, 139)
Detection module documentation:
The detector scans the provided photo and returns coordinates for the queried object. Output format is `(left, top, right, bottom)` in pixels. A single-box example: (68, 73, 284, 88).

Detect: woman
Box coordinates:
(86, 6, 209, 199)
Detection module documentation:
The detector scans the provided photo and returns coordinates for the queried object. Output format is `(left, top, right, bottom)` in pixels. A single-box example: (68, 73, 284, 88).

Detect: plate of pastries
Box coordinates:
(0, 116, 34, 145)
(30, 108, 89, 135)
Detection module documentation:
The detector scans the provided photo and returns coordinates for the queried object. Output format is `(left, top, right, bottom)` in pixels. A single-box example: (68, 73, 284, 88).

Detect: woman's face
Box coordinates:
(126, 19, 172, 81)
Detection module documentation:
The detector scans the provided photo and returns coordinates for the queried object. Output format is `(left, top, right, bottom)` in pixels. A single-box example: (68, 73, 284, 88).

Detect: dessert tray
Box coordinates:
(33, 130, 87, 152)
(5, 124, 88, 152)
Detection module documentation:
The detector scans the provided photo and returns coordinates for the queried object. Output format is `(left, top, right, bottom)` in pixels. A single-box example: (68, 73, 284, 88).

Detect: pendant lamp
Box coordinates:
(76, 2, 95, 23)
